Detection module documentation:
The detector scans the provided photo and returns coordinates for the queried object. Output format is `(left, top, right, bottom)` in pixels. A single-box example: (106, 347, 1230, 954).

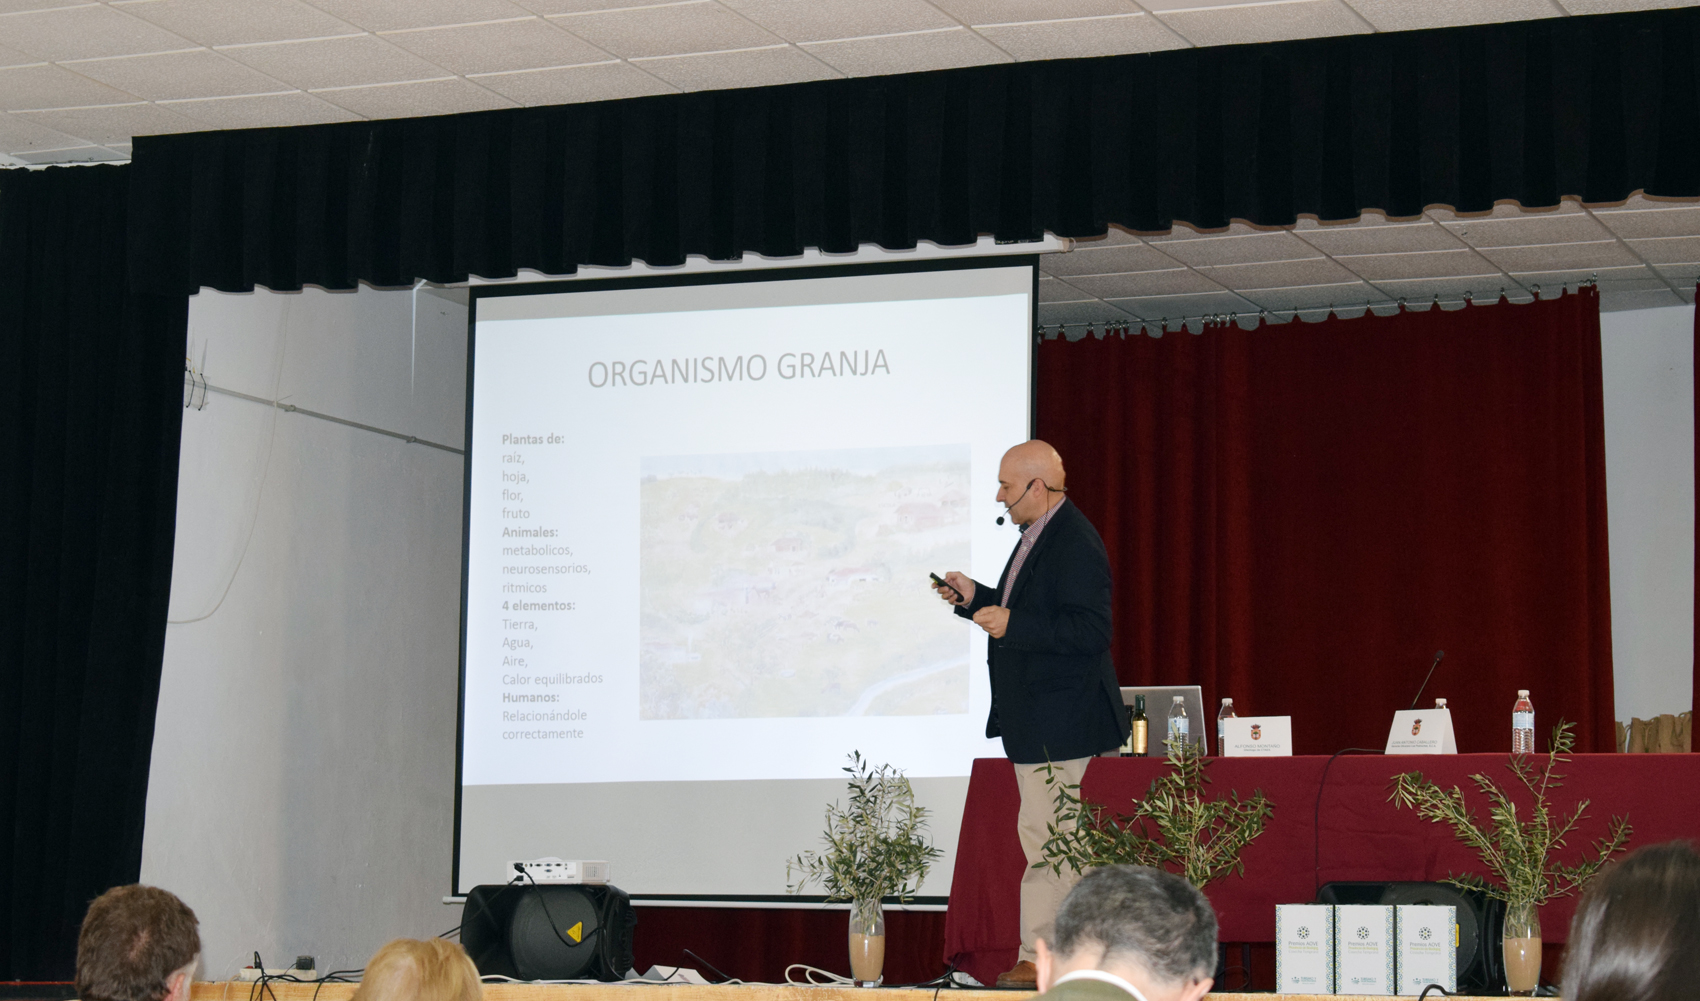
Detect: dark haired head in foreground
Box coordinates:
(76, 885, 200, 1001)
(1036, 865, 1217, 1001)
(1563, 840, 1700, 1001)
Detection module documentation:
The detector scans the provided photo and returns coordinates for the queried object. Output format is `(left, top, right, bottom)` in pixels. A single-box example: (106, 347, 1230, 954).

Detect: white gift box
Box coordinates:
(1395, 905, 1457, 995)
(1276, 904, 1336, 994)
(1335, 904, 1396, 995)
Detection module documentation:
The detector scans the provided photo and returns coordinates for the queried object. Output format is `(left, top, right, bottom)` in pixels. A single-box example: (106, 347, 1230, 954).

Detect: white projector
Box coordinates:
(509, 857, 610, 884)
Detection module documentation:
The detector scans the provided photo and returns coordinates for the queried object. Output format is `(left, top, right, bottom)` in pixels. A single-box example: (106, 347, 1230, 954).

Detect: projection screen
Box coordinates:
(457, 258, 1036, 901)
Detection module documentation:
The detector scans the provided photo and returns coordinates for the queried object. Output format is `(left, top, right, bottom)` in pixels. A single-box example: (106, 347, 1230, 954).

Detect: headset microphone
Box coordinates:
(997, 480, 1038, 527)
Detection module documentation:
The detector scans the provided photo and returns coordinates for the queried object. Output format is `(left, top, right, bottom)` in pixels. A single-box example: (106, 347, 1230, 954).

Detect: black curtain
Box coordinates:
(0, 165, 188, 978)
(128, 7, 1700, 296)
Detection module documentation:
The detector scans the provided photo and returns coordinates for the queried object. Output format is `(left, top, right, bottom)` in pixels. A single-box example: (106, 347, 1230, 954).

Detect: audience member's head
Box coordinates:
(76, 885, 200, 1001)
(1036, 865, 1216, 1001)
(1562, 840, 1700, 1001)
(352, 938, 482, 1001)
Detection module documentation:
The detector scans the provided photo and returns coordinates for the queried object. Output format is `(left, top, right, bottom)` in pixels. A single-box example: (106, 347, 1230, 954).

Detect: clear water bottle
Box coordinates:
(1434, 698, 1448, 709)
(1512, 690, 1534, 754)
(1167, 695, 1190, 752)
(1216, 698, 1236, 756)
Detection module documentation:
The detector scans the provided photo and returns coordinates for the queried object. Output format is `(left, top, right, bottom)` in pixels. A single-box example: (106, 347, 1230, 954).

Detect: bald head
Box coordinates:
(997, 441, 1067, 526)
(1002, 440, 1066, 491)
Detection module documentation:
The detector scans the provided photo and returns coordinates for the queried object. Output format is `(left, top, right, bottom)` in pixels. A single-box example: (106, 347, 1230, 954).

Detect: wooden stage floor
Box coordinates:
(189, 982, 1497, 1001)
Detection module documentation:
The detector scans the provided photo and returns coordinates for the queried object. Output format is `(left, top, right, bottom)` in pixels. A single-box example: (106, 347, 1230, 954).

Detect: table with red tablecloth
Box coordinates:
(942, 754, 1698, 987)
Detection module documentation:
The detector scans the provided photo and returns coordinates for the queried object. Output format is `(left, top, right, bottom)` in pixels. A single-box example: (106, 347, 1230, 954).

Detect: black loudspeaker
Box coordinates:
(460, 882, 637, 982)
(1317, 881, 1505, 991)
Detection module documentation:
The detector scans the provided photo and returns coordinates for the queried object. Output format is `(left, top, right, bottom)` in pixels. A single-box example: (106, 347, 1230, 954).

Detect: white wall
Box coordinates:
(1601, 304, 1696, 721)
(142, 284, 468, 978)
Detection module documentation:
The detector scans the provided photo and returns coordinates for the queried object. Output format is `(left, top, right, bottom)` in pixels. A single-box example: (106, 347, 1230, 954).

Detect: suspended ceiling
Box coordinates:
(0, 0, 1694, 166)
(2, 0, 1697, 320)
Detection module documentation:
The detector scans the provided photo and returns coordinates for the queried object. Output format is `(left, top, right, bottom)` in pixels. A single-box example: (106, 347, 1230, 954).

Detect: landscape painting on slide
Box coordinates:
(639, 445, 971, 719)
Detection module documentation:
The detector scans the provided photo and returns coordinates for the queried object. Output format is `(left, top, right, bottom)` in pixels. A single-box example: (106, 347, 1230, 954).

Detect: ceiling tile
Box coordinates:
(0, 5, 196, 62)
(1333, 248, 1501, 281)
(112, 0, 360, 46)
(1066, 269, 1226, 298)
(468, 60, 676, 105)
(1038, 277, 1094, 303)
(1594, 206, 1700, 239)
(1041, 243, 1183, 276)
(1441, 213, 1613, 246)
(0, 110, 85, 153)
(1598, 289, 1685, 311)
(632, 45, 838, 92)
(975, 13, 1186, 60)
(1198, 257, 1359, 289)
(551, 2, 782, 59)
(1103, 290, 1259, 321)
(314, 77, 516, 118)
(1346, 0, 1559, 32)
(931, 0, 1141, 22)
(1234, 281, 1379, 312)
(221, 35, 451, 90)
(1038, 300, 1134, 326)
(1147, 231, 1320, 266)
(0, 64, 136, 111)
(1294, 220, 1465, 255)
(380, 18, 608, 75)
(1506, 265, 1661, 289)
(1151, 0, 1369, 47)
(513, 0, 671, 11)
(65, 49, 290, 101)
(1366, 277, 1513, 303)
(158, 90, 363, 128)
(307, 0, 537, 32)
(717, 0, 957, 43)
(13, 144, 126, 163)
(1624, 235, 1700, 265)
(0, 42, 38, 68)
(1474, 241, 1639, 272)
(799, 27, 1009, 76)
(13, 101, 202, 144)
(0, 0, 84, 11)
(1558, 0, 1698, 11)
(1652, 264, 1700, 285)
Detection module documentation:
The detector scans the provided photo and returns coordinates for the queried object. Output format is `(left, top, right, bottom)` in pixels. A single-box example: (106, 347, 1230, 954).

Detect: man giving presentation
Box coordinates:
(934, 440, 1128, 988)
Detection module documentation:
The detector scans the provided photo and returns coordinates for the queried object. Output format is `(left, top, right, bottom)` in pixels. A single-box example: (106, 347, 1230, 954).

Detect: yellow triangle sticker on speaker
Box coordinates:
(567, 921, 583, 944)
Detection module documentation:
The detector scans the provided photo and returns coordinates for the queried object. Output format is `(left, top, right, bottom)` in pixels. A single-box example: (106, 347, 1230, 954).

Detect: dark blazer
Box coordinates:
(956, 499, 1128, 764)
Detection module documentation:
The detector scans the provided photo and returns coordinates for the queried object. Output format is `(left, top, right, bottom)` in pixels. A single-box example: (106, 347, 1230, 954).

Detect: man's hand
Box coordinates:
(934, 571, 975, 606)
(972, 606, 1009, 639)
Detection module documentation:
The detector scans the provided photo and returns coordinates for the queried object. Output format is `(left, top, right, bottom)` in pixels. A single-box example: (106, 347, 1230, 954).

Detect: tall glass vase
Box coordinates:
(848, 897, 886, 987)
(1502, 901, 1542, 996)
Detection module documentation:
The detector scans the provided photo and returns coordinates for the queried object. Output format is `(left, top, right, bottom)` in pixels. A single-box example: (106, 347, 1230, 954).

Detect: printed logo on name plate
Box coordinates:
(1251, 724, 1263, 740)
(1357, 927, 1370, 940)
(1412, 718, 1424, 736)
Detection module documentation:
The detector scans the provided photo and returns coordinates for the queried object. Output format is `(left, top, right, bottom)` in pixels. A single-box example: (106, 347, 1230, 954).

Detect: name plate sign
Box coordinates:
(1385, 708, 1457, 755)
(1222, 716, 1293, 757)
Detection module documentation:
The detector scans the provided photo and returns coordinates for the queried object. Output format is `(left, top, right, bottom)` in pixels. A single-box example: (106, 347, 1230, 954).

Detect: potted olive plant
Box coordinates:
(788, 752, 942, 986)
(1390, 722, 1631, 996)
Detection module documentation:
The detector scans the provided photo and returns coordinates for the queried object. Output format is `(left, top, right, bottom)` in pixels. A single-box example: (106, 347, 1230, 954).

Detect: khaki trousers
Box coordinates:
(1012, 756, 1091, 963)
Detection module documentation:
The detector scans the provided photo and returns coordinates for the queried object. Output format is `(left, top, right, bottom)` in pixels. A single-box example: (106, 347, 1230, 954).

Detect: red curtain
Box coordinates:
(1037, 289, 1615, 754)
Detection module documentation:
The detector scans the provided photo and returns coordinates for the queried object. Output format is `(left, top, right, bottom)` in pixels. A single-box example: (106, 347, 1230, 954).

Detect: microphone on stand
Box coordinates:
(1408, 650, 1445, 710)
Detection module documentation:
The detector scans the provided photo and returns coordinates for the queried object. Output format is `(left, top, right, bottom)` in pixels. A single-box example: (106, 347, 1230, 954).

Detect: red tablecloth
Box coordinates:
(943, 754, 1698, 987)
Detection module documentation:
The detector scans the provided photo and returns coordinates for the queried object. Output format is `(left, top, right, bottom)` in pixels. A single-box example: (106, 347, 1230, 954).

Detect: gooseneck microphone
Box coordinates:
(1408, 650, 1445, 710)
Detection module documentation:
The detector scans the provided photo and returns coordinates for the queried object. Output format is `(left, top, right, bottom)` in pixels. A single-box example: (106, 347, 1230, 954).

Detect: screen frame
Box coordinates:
(453, 254, 1040, 899)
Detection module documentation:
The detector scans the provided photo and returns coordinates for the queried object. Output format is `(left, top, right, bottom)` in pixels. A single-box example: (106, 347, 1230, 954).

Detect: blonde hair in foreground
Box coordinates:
(352, 938, 482, 1001)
